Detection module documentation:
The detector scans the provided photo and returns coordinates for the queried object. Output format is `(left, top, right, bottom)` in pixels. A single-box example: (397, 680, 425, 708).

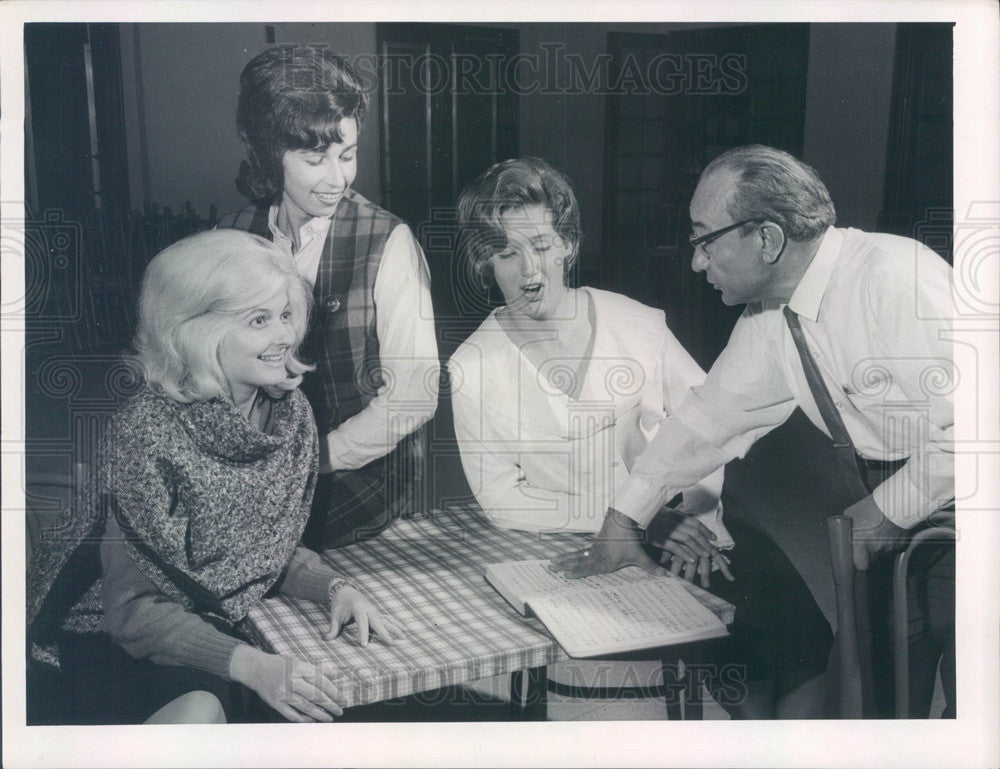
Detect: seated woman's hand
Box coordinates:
(646, 508, 734, 589)
(229, 645, 344, 722)
(326, 583, 404, 646)
(661, 549, 734, 590)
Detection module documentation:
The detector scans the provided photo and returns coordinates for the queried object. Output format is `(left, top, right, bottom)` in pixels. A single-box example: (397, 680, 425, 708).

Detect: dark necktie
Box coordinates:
(783, 305, 869, 499)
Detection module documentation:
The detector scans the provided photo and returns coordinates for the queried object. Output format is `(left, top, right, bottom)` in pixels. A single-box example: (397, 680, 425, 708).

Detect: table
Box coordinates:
(245, 504, 726, 719)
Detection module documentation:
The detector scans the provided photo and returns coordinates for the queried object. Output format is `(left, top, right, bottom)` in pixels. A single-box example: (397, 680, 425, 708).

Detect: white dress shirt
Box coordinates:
(616, 227, 955, 530)
(268, 204, 439, 471)
(450, 286, 732, 543)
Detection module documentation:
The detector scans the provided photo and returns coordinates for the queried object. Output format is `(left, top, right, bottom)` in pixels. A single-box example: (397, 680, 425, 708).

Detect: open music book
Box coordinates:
(485, 559, 733, 658)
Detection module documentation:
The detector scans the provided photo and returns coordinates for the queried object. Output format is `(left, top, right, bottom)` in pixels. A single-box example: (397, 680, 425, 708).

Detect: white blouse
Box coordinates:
(450, 286, 732, 544)
(266, 205, 439, 472)
(616, 227, 956, 530)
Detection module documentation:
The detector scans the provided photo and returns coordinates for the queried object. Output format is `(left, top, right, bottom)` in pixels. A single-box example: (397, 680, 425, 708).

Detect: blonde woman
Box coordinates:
(29, 230, 400, 724)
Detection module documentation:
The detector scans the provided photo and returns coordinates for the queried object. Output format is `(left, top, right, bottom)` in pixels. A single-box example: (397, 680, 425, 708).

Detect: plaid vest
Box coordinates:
(220, 189, 402, 434)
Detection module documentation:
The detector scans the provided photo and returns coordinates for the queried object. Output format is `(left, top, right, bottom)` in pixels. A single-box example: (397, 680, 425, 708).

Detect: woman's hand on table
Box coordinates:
(326, 583, 404, 646)
(229, 645, 344, 722)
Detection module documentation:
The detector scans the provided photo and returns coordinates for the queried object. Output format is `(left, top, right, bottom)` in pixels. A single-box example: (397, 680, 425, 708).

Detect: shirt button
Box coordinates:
(326, 298, 341, 312)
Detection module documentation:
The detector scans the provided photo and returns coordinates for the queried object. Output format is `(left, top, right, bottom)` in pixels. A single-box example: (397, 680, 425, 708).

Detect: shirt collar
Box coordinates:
(786, 226, 842, 323)
(267, 203, 329, 244)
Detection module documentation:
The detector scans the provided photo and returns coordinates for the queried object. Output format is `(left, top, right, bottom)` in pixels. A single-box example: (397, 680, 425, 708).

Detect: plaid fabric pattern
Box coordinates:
(220, 190, 403, 433)
(222, 194, 423, 547)
(245, 503, 734, 709)
(302, 429, 426, 549)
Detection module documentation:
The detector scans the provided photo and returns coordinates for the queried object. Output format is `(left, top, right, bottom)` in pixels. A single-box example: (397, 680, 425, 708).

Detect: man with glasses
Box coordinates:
(553, 144, 955, 718)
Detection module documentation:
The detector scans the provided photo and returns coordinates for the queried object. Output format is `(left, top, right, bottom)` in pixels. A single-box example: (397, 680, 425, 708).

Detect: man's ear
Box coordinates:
(759, 221, 786, 264)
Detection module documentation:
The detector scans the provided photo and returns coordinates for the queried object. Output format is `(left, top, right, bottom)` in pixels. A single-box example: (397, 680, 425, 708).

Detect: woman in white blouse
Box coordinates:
(448, 158, 833, 718)
(449, 157, 732, 580)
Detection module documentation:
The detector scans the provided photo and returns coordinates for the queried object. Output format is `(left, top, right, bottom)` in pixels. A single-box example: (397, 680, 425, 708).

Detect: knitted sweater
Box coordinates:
(100, 518, 336, 679)
(102, 386, 317, 621)
(30, 386, 341, 679)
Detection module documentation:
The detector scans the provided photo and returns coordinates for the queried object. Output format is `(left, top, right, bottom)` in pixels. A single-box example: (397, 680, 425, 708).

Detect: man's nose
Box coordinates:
(691, 248, 709, 273)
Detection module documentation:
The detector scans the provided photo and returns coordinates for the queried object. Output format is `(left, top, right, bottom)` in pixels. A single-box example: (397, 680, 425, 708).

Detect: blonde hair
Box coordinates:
(133, 230, 313, 403)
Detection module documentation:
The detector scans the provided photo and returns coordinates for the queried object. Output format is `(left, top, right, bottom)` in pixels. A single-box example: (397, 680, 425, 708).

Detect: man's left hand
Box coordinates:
(845, 495, 911, 570)
(549, 509, 659, 578)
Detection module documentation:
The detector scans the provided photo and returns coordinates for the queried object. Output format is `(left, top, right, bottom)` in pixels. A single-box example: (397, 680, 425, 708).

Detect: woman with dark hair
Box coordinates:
(221, 45, 439, 550)
(28, 231, 400, 724)
(449, 157, 833, 718)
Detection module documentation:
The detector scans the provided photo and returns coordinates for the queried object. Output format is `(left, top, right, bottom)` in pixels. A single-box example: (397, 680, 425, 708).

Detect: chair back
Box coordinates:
(827, 515, 878, 718)
(892, 525, 956, 718)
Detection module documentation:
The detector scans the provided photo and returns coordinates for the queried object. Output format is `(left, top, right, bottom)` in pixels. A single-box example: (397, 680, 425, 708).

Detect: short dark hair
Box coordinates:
(457, 157, 581, 288)
(236, 45, 370, 204)
(703, 144, 836, 241)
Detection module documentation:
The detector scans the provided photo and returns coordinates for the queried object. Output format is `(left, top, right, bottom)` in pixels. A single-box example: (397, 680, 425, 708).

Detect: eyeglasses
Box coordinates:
(689, 219, 761, 249)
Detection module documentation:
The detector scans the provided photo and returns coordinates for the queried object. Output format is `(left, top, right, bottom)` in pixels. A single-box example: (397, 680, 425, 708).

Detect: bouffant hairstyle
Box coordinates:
(457, 157, 581, 289)
(133, 230, 313, 403)
(236, 45, 370, 204)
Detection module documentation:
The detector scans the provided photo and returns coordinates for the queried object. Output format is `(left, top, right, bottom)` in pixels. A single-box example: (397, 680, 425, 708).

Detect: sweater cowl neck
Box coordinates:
(149, 387, 296, 463)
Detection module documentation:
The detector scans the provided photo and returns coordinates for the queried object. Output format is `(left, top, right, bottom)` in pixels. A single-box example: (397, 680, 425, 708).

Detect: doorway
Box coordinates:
(376, 22, 519, 341)
(603, 25, 810, 368)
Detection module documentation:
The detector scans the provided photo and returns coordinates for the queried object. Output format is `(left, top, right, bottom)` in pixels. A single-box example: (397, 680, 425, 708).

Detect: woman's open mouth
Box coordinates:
(521, 282, 544, 301)
(314, 191, 342, 206)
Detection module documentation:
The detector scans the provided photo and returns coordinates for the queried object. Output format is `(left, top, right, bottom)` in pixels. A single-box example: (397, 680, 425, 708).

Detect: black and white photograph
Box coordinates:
(2, 1, 998, 767)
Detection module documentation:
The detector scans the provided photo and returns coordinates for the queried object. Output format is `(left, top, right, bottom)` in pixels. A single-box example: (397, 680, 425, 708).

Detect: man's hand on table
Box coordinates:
(549, 509, 660, 578)
(845, 494, 911, 571)
(229, 645, 345, 722)
(646, 507, 734, 589)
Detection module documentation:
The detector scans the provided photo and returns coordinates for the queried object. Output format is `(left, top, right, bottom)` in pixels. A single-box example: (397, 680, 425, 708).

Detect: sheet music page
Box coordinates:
(487, 559, 655, 604)
(528, 579, 727, 657)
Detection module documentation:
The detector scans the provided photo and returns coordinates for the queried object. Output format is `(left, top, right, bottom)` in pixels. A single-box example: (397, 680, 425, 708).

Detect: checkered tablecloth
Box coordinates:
(244, 504, 586, 708)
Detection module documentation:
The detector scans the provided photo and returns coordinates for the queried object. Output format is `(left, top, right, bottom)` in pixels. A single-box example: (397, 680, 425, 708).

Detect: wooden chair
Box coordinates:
(827, 515, 876, 718)
(827, 515, 956, 718)
(892, 525, 956, 718)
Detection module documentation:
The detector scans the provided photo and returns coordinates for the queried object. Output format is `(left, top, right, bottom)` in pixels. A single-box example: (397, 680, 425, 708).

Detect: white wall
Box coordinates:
(122, 22, 379, 218)
(122, 22, 899, 233)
